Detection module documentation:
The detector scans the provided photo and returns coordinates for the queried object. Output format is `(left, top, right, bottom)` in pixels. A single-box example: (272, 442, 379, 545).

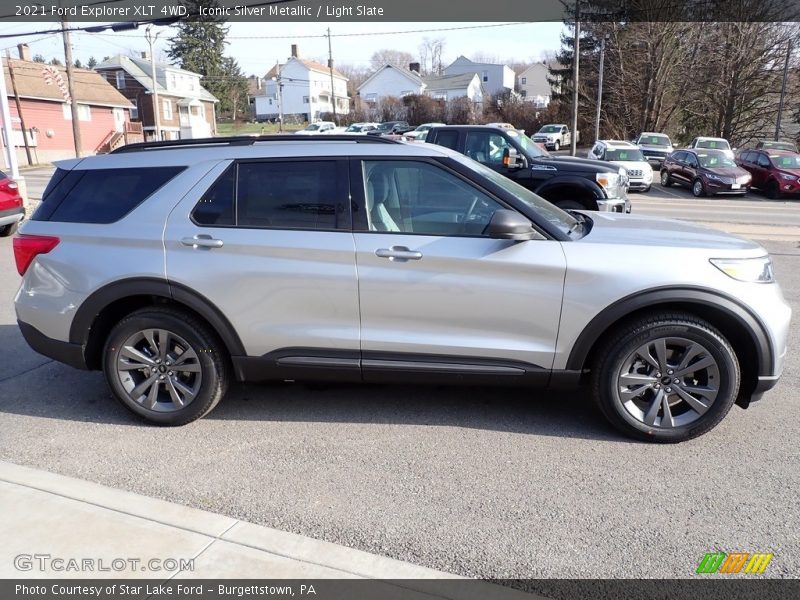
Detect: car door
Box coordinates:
(669, 151, 687, 183)
(164, 158, 361, 369)
(684, 153, 700, 183)
(463, 129, 553, 193)
(351, 157, 567, 380)
(754, 152, 772, 188)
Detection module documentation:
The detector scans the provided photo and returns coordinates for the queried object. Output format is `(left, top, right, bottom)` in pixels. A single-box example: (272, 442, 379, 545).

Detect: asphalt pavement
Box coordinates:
(0, 169, 798, 579)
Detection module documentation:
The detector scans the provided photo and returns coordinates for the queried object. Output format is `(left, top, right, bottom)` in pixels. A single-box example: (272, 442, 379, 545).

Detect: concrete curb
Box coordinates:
(0, 462, 535, 598)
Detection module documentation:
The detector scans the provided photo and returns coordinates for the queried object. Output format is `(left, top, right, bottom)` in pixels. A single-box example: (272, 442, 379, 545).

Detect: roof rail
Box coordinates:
(111, 134, 401, 154)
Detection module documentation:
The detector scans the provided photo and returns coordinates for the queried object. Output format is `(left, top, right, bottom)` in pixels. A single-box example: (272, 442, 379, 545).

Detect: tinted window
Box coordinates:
(34, 167, 184, 224)
(433, 130, 459, 150)
(362, 160, 504, 236)
(192, 165, 234, 226)
(740, 151, 755, 164)
(237, 161, 340, 230)
(465, 131, 509, 166)
(757, 154, 771, 168)
(671, 151, 687, 162)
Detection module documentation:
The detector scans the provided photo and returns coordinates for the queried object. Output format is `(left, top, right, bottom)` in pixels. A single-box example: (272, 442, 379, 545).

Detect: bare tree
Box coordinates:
(419, 37, 445, 75)
(369, 49, 415, 71)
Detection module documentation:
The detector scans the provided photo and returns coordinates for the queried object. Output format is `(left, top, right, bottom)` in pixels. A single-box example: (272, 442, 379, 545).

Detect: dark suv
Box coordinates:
(661, 149, 751, 197)
(367, 121, 413, 136)
(737, 149, 800, 198)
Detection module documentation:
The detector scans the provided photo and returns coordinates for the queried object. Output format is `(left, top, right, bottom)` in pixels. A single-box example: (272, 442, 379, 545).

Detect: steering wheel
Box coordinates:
(460, 196, 480, 233)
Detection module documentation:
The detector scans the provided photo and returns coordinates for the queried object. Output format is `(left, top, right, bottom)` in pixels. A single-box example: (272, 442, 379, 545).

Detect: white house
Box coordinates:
(356, 63, 425, 106)
(255, 45, 349, 122)
(443, 56, 515, 97)
(518, 62, 560, 108)
(423, 73, 483, 105)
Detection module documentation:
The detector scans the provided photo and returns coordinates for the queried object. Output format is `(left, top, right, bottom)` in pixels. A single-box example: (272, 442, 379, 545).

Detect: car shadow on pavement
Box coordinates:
(0, 326, 624, 441)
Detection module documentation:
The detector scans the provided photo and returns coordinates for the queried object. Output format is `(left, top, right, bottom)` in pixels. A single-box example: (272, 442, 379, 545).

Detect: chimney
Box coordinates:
(17, 43, 31, 62)
(291, 44, 298, 58)
(409, 62, 420, 74)
(141, 51, 150, 60)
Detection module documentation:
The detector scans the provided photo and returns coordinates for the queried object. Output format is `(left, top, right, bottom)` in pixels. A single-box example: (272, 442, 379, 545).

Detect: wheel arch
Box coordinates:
(535, 177, 602, 210)
(69, 278, 246, 370)
(567, 287, 773, 407)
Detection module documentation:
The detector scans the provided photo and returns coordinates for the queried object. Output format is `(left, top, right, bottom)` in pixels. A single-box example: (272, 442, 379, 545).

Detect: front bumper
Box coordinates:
(597, 197, 631, 213)
(0, 205, 24, 227)
(705, 180, 749, 195)
(627, 179, 652, 191)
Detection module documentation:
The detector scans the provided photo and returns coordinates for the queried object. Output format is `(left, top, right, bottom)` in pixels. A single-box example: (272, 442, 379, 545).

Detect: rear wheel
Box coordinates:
(692, 178, 706, 197)
(103, 307, 230, 425)
(660, 171, 671, 187)
(0, 222, 18, 237)
(590, 313, 739, 443)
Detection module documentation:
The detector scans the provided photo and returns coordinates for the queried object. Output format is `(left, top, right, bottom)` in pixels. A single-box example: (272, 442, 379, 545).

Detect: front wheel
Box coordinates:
(554, 140, 561, 152)
(590, 314, 740, 443)
(765, 180, 781, 199)
(555, 199, 586, 210)
(692, 178, 706, 197)
(103, 307, 230, 425)
(660, 171, 671, 187)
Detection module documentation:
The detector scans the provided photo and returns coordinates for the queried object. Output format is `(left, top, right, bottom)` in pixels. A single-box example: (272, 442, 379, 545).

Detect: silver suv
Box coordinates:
(13, 136, 791, 442)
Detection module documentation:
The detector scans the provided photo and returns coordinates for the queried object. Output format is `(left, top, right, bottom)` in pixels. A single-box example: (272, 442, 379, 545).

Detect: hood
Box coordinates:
(538, 155, 621, 174)
(579, 212, 763, 253)
(611, 160, 652, 172)
(704, 166, 748, 178)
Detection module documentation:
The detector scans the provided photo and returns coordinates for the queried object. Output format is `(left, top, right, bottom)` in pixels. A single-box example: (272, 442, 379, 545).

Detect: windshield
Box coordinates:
(451, 155, 579, 237)
(508, 130, 549, 158)
(345, 124, 363, 132)
(697, 139, 730, 150)
(606, 148, 645, 162)
(539, 125, 561, 133)
(764, 142, 797, 151)
(697, 152, 736, 168)
(305, 124, 321, 131)
(377, 123, 394, 131)
(771, 154, 800, 169)
(640, 134, 670, 146)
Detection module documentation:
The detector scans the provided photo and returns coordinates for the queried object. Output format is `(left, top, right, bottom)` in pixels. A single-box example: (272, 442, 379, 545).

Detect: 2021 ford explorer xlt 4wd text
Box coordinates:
(13, 136, 791, 442)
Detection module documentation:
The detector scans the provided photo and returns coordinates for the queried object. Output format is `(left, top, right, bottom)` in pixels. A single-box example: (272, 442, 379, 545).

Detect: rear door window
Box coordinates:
(432, 130, 459, 151)
(33, 167, 185, 224)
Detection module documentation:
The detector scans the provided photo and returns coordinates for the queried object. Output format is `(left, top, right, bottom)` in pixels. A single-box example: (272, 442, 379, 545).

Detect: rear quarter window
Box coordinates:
(33, 166, 185, 224)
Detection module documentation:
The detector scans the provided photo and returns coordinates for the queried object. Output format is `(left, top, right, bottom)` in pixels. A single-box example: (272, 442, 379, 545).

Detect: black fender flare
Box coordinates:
(565, 286, 773, 376)
(69, 277, 246, 357)
(535, 176, 604, 206)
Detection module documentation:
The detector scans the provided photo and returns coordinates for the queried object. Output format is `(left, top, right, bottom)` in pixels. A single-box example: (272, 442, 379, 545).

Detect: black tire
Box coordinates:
(765, 180, 781, 199)
(555, 199, 586, 210)
(554, 140, 560, 152)
(102, 307, 230, 425)
(692, 178, 706, 197)
(0, 221, 18, 237)
(642, 185, 651, 193)
(660, 171, 671, 187)
(590, 313, 740, 443)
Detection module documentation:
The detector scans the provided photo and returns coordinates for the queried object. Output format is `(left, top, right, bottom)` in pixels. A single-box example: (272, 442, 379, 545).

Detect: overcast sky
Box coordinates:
(0, 21, 564, 74)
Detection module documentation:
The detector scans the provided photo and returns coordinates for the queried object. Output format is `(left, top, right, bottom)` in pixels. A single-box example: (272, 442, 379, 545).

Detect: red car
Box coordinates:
(0, 170, 24, 236)
(736, 149, 800, 198)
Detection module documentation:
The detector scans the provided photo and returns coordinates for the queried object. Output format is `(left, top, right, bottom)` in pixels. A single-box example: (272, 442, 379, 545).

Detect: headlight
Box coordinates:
(596, 172, 621, 191)
(779, 173, 795, 181)
(710, 257, 774, 283)
(706, 173, 722, 181)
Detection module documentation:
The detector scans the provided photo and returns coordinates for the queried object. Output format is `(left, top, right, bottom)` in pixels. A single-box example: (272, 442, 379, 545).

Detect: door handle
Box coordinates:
(181, 234, 224, 249)
(375, 246, 423, 262)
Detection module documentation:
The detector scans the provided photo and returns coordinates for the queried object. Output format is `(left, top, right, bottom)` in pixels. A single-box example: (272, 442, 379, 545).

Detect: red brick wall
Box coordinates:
(2, 97, 129, 161)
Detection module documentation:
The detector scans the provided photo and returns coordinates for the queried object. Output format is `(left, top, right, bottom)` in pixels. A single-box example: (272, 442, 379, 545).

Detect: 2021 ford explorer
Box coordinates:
(13, 136, 791, 442)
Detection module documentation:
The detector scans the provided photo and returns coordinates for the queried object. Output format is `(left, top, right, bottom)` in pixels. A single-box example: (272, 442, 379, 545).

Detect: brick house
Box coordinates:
(96, 54, 218, 141)
(1, 51, 136, 164)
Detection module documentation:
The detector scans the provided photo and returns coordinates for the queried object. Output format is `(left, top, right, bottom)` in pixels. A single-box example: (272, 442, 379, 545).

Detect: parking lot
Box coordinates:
(0, 169, 798, 579)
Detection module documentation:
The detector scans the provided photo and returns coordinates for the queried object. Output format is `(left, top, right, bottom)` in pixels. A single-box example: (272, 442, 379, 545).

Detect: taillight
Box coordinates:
(13, 235, 60, 276)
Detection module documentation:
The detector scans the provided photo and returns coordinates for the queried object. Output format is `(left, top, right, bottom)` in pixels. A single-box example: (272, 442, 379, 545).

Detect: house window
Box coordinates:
(115, 71, 125, 89)
(130, 97, 138, 119)
(62, 103, 91, 121)
(482, 70, 489, 82)
(303, 96, 309, 103)
(365, 93, 377, 103)
(521, 90, 527, 97)
(521, 77, 527, 84)
(162, 99, 172, 120)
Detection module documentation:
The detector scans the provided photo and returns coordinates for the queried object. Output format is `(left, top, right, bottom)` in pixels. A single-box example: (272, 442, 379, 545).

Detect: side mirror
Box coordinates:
(672, 143, 678, 148)
(486, 209, 536, 241)
(503, 147, 526, 170)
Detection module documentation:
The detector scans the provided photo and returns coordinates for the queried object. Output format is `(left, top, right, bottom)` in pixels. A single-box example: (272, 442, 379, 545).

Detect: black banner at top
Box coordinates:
(1, 0, 800, 23)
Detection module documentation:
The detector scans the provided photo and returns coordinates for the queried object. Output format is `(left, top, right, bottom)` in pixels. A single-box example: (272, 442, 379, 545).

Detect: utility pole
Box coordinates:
(326, 27, 338, 123)
(594, 36, 607, 144)
(61, 17, 82, 157)
(276, 63, 284, 133)
(0, 56, 21, 178)
(571, 0, 580, 156)
(775, 39, 792, 141)
(145, 25, 161, 142)
(6, 52, 33, 166)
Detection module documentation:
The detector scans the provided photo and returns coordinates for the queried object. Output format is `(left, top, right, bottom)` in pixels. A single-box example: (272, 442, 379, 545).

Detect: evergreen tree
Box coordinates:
(74, 59, 83, 69)
(32, 54, 45, 63)
(49, 58, 62, 66)
(220, 56, 249, 120)
(87, 56, 97, 69)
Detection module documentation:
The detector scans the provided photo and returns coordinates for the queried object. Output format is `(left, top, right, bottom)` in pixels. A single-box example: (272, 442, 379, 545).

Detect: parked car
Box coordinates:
(13, 135, 790, 442)
(532, 124, 575, 151)
(737, 149, 800, 198)
(588, 140, 653, 192)
(755, 140, 798, 153)
(687, 137, 735, 160)
(366, 121, 414, 136)
(403, 123, 445, 141)
(661, 149, 751, 196)
(0, 170, 24, 237)
(342, 122, 379, 135)
(295, 121, 337, 135)
(427, 125, 629, 212)
(633, 132, 674, 167)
